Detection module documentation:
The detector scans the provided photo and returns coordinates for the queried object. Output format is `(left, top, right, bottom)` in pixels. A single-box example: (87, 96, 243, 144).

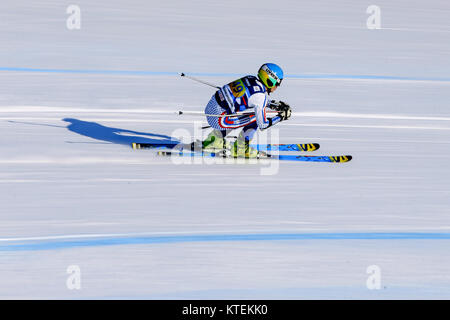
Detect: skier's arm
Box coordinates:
(249, 93, 283, 130)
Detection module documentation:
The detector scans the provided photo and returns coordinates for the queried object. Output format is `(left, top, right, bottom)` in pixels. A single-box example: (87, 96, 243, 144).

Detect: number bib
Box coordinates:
(228, 79, 246, 98)
(218, 76, 267, 113)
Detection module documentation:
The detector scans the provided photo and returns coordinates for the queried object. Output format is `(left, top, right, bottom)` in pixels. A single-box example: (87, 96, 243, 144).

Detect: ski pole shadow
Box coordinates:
(62, 118, 179, 146)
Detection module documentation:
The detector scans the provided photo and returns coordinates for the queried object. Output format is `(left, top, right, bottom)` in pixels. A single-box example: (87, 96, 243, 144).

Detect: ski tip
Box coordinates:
(335, 155, 352, 162)
(296, 143, 320, 152)
(294, 143, 320, 152)
(321, 155, 353, 163)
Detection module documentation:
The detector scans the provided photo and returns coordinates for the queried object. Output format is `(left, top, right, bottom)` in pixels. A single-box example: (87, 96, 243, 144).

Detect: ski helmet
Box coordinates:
(257, 63, 284, 91)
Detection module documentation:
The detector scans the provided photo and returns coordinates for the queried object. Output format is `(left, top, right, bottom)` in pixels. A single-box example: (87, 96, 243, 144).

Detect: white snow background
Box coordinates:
(0, 0, 450, 299)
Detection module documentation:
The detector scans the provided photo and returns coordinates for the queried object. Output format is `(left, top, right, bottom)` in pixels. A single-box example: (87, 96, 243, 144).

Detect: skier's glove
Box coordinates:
(269, 100, 290, 112)
(278, 106, 292, 121)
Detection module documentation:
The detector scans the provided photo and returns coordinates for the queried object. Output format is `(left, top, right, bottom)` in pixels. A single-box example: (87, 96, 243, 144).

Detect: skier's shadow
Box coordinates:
(62, 118, 178, 146)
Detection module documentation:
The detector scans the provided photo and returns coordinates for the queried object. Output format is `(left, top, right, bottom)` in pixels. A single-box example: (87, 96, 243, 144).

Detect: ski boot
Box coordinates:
(190, 129, 230, 152)
(231, 134, 267, 159)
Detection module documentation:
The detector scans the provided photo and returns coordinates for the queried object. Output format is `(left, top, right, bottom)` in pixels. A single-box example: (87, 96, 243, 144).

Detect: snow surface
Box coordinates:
(1, 0, 450, 299)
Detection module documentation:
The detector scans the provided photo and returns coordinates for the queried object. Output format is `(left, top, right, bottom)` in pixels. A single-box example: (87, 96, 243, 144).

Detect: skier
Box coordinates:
(199, 63, 291, 158)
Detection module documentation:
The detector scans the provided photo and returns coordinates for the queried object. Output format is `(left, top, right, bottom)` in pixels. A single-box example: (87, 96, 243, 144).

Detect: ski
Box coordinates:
(131, 142, 320, 152)
(278, 154, 352, 163)
(155, 150, 352, 163)
(252, 143, 320, 152)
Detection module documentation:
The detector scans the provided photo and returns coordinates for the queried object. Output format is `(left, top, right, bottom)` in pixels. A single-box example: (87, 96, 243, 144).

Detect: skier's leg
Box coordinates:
(240, 121, 258, 143)
(202, 129, 230, 149)
(201, 95, 230, 149)
(232, 122, 263, 158)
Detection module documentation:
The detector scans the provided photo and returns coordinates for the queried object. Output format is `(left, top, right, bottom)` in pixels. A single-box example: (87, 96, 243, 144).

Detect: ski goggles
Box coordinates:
(258, 68, 282, 88)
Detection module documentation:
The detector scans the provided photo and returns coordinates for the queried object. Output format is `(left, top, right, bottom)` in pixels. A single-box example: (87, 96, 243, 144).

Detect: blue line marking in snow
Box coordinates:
(1, 67, 450, 82)
(1, 233, 450, 252)
(0, 67, 179, 76)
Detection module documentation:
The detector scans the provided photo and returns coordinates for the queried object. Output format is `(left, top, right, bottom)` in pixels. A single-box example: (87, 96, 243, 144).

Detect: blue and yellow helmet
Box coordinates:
(257, 63, 284, 90)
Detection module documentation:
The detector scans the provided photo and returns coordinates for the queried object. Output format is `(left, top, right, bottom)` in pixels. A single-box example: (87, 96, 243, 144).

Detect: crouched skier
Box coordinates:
(197, 63, 292, 158)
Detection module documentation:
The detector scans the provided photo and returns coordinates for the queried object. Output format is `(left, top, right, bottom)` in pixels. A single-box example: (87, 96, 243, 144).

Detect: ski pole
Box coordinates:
(180, 73, 220, 89)
(177, 110, 253, 117)
(177, 110, 279, 117)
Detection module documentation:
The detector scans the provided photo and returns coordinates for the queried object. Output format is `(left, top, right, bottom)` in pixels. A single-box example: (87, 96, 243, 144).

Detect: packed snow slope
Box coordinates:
(0, 0, 450, 298)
